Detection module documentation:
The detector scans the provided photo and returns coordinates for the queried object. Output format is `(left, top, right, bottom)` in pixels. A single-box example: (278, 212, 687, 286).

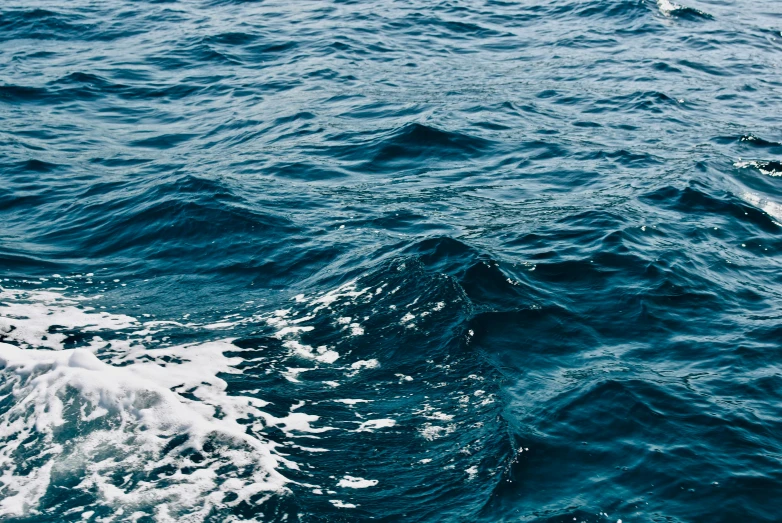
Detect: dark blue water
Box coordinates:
(1, 0, 781, 521)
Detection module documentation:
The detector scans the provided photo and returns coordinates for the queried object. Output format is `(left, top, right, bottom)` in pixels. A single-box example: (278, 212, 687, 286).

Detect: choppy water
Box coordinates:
(1, 0, 781, 521)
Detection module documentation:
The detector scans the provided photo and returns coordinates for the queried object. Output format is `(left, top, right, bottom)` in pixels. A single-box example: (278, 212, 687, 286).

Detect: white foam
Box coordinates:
(657, 0, 679, 15)
(0, 342, 288, 520)
(0, 288, 319, 520)
(266, 412, 334, 435)
(0, 288, 138, 351)
(350, 359, 379, 370)
(337, 476, 378, 489)
(202, 321, 236, 330)
(310, 280, 370, 311)
(282, 340, 340, 364)
(426, 411, 454, 421)
(416, 402, 454, 421)
(0, 280, 406, 519)
(355, 419, 396, 432)
(419, 423, 456, 441)
(275, 325, 315, 337)
(282, 367, 311, 383)
(333, 399, 372, 405)
(329, 499, 357, 508)
(734, 160, 782, 176)
(741, 191, 782, 224)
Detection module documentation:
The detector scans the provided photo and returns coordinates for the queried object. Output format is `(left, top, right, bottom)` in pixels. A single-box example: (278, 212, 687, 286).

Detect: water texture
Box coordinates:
(1, 0, 781, 521)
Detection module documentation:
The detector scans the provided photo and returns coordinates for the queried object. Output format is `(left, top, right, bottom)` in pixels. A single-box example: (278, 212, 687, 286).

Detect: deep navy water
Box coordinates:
(1, 0, 782, 521)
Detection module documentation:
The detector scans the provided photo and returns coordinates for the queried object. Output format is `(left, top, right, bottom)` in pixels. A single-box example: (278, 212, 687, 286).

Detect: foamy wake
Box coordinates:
(0, 283, 391, 521)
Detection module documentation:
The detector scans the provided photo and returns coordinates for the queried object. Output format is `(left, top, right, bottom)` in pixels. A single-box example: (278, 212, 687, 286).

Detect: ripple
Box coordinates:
(2, 0, 782, 520)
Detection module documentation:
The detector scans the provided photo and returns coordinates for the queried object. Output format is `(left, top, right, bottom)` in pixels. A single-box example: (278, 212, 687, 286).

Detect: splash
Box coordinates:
(0, 282, 401, 519)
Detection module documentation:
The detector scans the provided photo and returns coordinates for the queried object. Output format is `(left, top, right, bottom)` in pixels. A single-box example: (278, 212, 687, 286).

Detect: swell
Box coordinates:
(0, 7, 137, 42)
(314, 122, 498, 173)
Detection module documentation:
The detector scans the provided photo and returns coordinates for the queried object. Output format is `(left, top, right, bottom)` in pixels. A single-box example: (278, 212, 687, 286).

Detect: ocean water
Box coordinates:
(1, 0, 781, 521)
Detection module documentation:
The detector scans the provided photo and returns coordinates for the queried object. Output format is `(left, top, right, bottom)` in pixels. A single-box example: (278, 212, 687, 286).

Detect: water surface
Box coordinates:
(1, 0, 781, 521)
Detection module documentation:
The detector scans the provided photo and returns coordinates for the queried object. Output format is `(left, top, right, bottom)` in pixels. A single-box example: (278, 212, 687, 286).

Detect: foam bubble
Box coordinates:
(337, 476, 378, 489)
(350, 359, 379, 370)
(657, 0, 678, 15)
(0, 288, 138, 351)
(355, 419, 396, 432)
(329, 499, 357, 508)
(0, 341, 288, 520)
(734, 160, 782, 176)
(333, 399, 372, 405)
(0, 276, 482, 519)
(0, 287, 309, 520)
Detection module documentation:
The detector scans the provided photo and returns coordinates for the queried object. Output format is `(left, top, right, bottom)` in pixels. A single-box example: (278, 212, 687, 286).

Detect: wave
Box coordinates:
(0, 8, 133, 42)
(641, 183, 782, 232)
(739, 134, 782, 149)
(656, 0, 713, 20)
(740, 191, 782, 224)
(0, 289, 291, 521)
(734, 159, 782, 177)
(3, 0, 782, 520)
(327, 122, 497, 172)
(0, 251, 514, 520)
